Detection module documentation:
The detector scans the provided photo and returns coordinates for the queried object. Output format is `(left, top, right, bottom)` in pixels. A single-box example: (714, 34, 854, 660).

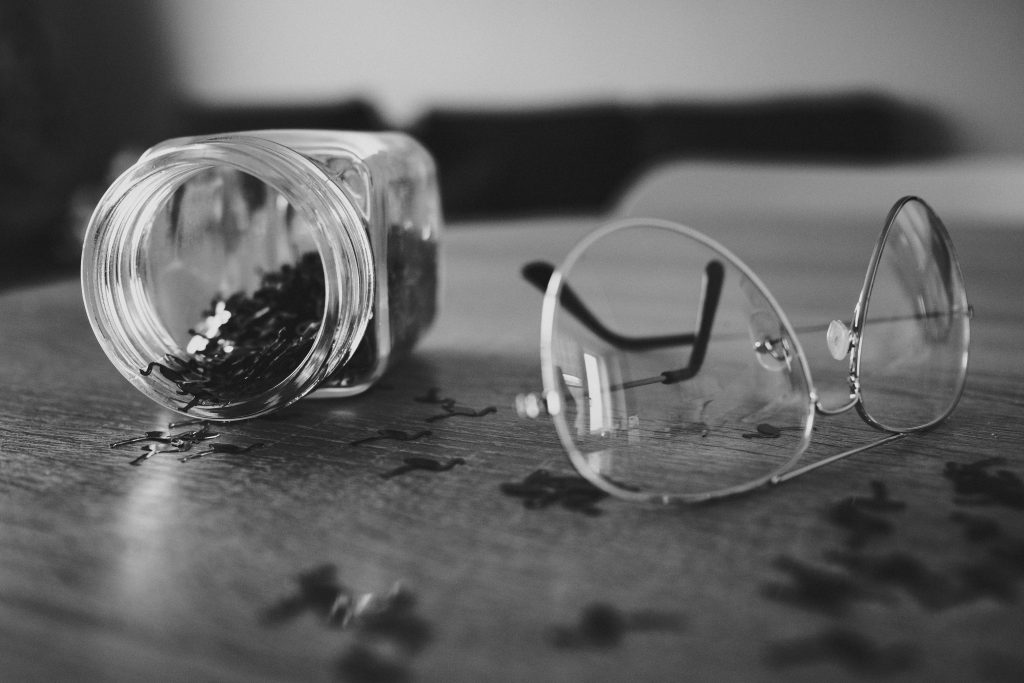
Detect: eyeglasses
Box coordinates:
(517, 196, 971, 503)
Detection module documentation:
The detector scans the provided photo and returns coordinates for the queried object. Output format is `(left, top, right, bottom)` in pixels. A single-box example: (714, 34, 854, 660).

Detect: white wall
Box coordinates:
(156, 0, 1024, 154)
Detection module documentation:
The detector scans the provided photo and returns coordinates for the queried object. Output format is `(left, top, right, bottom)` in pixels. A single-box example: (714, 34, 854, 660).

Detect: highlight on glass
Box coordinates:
(517, 197, 971, 504)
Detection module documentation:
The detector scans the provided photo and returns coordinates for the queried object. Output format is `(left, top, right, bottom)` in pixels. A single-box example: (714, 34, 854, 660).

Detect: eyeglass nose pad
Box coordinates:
(826, 320, 853, 360)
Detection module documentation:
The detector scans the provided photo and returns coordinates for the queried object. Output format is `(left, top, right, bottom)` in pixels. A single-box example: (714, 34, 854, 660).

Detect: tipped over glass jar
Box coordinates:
(82, 130, 441, 421)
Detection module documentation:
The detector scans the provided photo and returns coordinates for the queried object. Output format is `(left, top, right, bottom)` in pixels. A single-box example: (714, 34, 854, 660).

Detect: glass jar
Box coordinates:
(82, 130, 441, 421)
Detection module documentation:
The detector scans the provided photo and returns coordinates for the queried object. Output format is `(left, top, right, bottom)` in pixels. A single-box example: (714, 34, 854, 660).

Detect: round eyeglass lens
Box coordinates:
(856, 198, 970, 432)
(541, 219, 815, 502)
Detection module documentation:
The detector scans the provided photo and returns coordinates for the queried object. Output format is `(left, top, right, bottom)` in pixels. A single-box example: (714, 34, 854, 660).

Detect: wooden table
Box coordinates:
(3, 168, 1024, 682)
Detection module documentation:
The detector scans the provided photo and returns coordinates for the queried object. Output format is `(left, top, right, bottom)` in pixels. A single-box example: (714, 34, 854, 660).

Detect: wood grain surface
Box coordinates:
(2, 202, 1024, 682)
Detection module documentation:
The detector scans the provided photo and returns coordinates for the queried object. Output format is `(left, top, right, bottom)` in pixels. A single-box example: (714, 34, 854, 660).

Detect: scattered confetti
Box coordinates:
(501, 469, 609, 516)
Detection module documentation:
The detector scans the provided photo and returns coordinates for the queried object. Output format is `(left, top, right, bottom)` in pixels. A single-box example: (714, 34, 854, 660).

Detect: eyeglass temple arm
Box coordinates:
(659, 260, 723, 383)
(772, 432, 909, 485)
(608, 261, 723, 391)
(522, 261, 723, 360)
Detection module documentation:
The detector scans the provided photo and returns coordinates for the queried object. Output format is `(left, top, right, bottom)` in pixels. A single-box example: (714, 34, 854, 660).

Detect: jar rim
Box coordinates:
(81, 133, 375, 420)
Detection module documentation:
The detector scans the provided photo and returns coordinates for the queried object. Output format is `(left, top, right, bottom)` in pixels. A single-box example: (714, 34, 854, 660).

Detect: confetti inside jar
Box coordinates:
(82, 131, 441, 420)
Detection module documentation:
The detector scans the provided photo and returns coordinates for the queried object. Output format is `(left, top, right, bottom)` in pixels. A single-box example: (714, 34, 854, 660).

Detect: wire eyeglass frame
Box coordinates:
(519, 196, 971, 504)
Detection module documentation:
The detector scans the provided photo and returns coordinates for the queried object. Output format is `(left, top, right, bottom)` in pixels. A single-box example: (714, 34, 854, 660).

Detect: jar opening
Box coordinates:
(84, 140, 375, 420)
(140, 166, 326, 407)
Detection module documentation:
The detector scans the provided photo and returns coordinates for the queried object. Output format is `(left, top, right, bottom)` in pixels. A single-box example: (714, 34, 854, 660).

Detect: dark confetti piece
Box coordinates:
(260, 563, 352, 627)
(550, 602, 685, 649)
(179, 441, 266, 462)
(741, 422, 801, 439)
(169, 433, 220, 451)
(825, 550, 959, 611)
(826, 499, 893, 548)
(261, 566, 432, 655)
(110, 430, 167, 448)
(425, 404, 497, 422)
(139, 361, 185, 383)
(761, 556, 872, 615)
(129, 444, 178, 466)
(501, 469, 609, 516)
(575, 603, 627, 648)
(824, 481, 905, 547)
(944, 458, 1024, 509)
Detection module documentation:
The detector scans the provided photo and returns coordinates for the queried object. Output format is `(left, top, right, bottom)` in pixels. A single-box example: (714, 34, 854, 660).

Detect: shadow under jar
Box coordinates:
(82, 130, 441, 421)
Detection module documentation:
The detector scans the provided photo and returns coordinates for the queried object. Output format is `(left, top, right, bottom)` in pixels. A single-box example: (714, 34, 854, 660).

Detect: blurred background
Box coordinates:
(3, 0, 1023, 288)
